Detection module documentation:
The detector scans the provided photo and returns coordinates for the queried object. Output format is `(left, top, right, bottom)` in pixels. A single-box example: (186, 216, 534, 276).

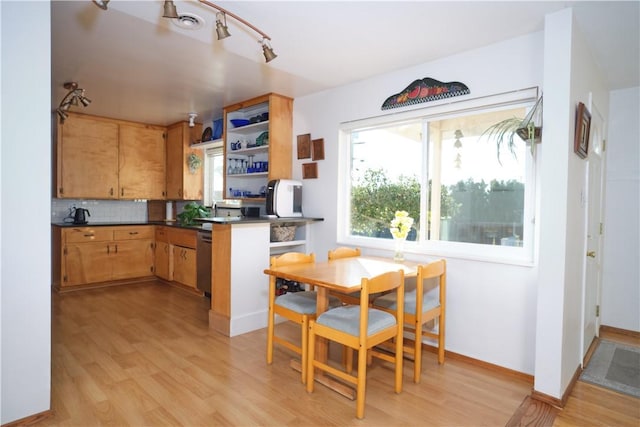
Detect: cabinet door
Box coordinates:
(119, 124, 166, 199)
(155, 241, 171, 281)
(166, 122, 203, 200)
(56, 113, 119, 199)
(64, 242, 112, 286)
(173, 246, 197, 288)
(111, 239, 154, 280)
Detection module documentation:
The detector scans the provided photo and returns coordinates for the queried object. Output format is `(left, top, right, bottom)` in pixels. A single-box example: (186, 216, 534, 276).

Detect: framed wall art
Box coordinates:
(297, 133, 311, 159)
(574, 102, 591, 159)
(311, 138, 325, 160)
(302, 162, 318, 179)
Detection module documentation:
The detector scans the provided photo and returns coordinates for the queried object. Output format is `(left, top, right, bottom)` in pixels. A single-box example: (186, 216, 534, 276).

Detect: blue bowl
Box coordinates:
(230, 119, 250, 128)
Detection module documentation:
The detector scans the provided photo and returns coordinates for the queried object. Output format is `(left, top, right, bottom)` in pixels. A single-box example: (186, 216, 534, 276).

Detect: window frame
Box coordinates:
(203, 141, 224, 208)
(337, 88, 539, 265)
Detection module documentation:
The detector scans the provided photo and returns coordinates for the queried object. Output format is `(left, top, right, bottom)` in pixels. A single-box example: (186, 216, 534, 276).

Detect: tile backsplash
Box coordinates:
(51, 199, 148, 223)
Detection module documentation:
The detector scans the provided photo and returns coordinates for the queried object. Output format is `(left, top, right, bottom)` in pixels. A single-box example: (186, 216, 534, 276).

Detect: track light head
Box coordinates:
(93, 0, 109, 10)
(163, 1, 179, 19)
(215, 13, 231, 40)
(261, 39, 277, 63)
(188, 113, 197, 128)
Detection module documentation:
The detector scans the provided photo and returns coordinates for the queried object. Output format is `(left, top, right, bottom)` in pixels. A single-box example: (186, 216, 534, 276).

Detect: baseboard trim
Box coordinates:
(600, 324, 640, 339)
(1, 409, 54, 427)
(531, 363, 582, 409)
(442, 348, 534, 383)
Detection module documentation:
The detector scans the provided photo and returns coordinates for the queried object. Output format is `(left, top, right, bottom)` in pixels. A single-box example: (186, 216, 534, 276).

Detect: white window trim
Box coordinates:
(337, 88, 539, 266)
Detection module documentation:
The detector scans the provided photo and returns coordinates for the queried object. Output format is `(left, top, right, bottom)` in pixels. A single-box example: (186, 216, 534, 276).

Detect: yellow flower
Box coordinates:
(389, 210, 414, 239)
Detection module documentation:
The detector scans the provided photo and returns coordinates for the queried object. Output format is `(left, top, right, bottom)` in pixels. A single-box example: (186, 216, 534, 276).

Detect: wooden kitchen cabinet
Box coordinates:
(53, 225, 154, 290)
(173, 246, 197, 288)
(223, 93, 293, 201)
(55, 112, 166, 200)
(118, 123, 166, 199)
(153, 226, 198, 290)
(166, 121, 203, 200)
(55, 113, 119, 199)
(154, 227, 171, 281)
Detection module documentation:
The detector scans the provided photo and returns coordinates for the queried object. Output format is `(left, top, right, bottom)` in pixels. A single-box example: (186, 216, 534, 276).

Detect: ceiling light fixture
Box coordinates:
(162, 1, 179, 19)
(188, 112, 198, 128)
(92, 0, 278, 62)
(92, 0, 109, 10)
(215, 12, 231, 40)
(56, 82, 91, 124)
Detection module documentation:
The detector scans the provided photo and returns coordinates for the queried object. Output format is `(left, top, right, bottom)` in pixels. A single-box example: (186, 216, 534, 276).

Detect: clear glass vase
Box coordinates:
(393, 237, 406, 262)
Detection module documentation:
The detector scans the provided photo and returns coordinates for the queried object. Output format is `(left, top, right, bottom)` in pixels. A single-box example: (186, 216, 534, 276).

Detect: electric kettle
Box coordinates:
(73, 208, 90, 225)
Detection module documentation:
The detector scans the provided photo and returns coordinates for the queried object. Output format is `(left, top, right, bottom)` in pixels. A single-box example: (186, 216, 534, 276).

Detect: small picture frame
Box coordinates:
(302, 162, 318, 179)
(311, 138, 325, 160)
(574, 102, 591, 159)
(297, 134, 311, 159)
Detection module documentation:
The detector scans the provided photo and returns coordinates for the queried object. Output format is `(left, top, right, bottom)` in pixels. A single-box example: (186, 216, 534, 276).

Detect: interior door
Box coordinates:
(582, 101, 605, 363)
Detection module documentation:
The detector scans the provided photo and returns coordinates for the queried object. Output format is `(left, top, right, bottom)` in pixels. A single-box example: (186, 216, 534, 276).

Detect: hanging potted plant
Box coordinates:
(481, 95, 543, 161)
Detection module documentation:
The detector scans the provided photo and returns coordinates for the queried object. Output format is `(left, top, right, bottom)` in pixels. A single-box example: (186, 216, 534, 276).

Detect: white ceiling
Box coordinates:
(51, 1, 639, 126)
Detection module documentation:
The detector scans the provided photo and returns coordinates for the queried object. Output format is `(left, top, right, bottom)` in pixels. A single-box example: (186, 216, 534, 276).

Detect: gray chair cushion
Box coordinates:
(316, 305, 396, 337)
(275, 291, 341, 315)
(374, 286, 440, 314)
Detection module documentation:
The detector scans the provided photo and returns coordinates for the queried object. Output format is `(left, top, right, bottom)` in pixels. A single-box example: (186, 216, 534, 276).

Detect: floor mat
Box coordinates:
(580, 339, 640, 398)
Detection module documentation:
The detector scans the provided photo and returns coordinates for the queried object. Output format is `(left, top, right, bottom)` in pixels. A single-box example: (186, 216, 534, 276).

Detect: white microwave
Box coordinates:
(266, 179, 303, 217)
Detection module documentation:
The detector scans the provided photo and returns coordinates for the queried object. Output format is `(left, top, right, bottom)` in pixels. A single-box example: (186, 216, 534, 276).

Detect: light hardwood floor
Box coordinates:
(38, 282, 638, 426)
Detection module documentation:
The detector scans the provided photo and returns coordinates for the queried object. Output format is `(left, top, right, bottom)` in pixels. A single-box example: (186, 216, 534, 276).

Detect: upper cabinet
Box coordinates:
(55, 112, 166, 200)
(119, 123, 166, 199)
(166, 121, 203, 201)
(223, 93, 293, 201)
(55, 113, 119, 199)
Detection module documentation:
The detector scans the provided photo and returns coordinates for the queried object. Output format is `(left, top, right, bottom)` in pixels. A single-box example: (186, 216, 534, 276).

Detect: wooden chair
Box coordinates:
(372, 259, 446, 383)
(306, 270, 405, 419)
(266, 252, 339, 383)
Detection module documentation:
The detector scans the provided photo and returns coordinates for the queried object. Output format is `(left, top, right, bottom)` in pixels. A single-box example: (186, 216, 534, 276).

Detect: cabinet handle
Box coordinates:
(83, 233, 95, 237)
(110, 188, 114, 196)
(107, 245, 110, 254)
(121, 188, 124, 197)
(129, 231, 139, 235)
(115, 244, 118, 254)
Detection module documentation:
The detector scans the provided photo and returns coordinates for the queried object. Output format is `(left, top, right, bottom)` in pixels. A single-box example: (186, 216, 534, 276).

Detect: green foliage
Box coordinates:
(177, 202, 209, 225)
(350, 168, 524, 242)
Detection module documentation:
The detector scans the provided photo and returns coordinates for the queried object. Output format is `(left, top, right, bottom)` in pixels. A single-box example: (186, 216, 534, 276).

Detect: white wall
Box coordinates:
(534, 7, 609, 399)
(601, 87, 640, 332)
(294, 32, 544, 375)
(0, 1, 52, 424)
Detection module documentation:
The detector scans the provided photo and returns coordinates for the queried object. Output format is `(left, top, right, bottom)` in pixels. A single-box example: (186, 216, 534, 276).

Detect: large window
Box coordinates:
(338, 92, 537, 263)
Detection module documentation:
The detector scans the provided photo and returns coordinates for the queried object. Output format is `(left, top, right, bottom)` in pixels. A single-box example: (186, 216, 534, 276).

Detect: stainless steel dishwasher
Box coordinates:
(196, 231, 212, 297)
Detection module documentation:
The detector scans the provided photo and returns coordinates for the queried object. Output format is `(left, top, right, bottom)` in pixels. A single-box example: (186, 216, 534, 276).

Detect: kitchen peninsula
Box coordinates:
(52, 216, 322, 337)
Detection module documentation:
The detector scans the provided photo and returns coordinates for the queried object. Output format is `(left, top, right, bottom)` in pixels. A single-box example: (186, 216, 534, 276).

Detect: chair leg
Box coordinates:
(395, 331, 404, 393)
(306, 323, 316, 392)
(414, 323, 422, 384)
(343, 346, 354, 374)
(356, 345, 368, 419)
(267, 280, 276, 365)
(301, 316, 308, 384)
(437, 312, 445, 364)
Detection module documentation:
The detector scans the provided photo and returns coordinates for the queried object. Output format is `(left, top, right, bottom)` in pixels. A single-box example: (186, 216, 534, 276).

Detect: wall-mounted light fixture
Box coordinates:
(188, 113, 198, 128)
(56, 82, 91, 123)
(92, 0, 277, 63)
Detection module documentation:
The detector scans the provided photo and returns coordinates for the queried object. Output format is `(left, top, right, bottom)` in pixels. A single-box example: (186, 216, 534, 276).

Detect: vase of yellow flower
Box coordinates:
(389, 210, 414, 261)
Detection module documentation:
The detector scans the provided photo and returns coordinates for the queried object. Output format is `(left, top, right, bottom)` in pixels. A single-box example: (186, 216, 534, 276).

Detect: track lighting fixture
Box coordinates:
(56, 82, 91, 124)
(92, 0, 109, 10)
(93, 0, 277, 63)
(188, 113, 198, 128)
(162, 1, 179, 19)
(215, 12, 231, 40)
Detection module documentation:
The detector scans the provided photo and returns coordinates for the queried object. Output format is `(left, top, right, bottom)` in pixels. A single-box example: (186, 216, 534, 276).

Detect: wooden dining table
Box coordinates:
(264, 255, 419, 398)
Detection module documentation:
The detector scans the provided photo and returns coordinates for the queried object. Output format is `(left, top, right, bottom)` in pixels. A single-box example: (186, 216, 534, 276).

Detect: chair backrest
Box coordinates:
(359, 270, 404, 338)
(328, 247, 361, 260)
(417, 259, 446, 305)
(270, 252, 315, 268)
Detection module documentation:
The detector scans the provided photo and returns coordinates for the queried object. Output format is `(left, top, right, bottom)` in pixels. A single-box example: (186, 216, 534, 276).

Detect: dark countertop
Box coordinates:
(52, 217, 323, 232)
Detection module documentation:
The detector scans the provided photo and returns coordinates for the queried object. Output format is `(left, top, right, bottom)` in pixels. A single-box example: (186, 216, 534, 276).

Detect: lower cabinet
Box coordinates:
(154, 226, 198, 289)
(54, 225, 154, 289)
